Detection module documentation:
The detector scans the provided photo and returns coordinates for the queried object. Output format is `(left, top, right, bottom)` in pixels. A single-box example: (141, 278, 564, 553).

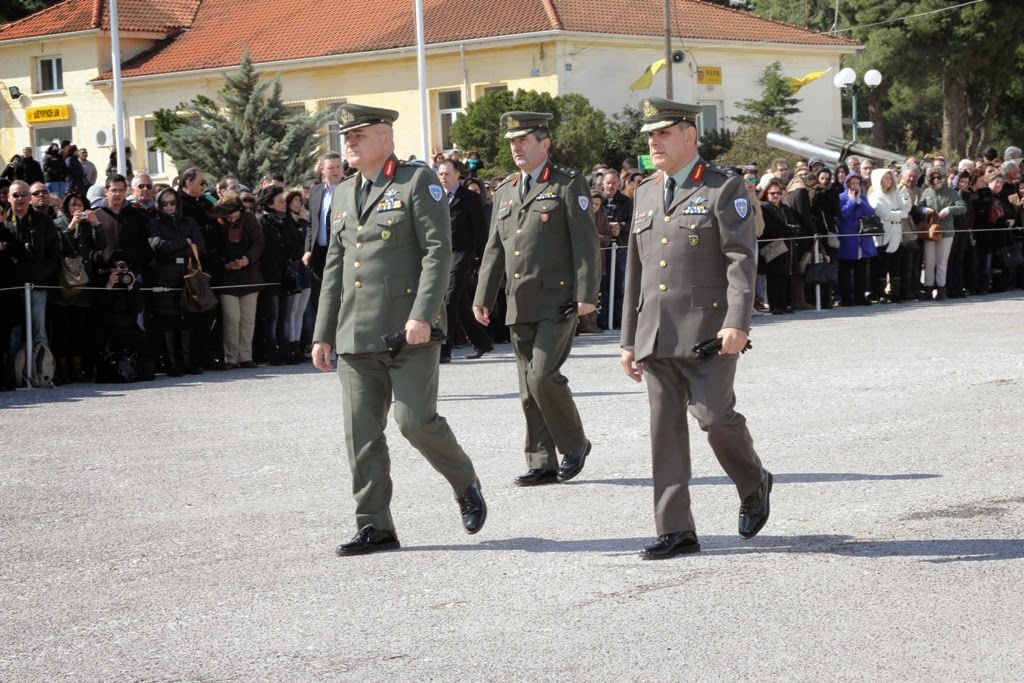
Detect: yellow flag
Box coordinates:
(629, 59, 668, 91)
(787, 68, 830, 94)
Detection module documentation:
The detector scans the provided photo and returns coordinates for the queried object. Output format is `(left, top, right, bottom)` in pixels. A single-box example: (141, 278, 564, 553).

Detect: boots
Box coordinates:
(288, 341, 303, 365)
(164, 332, 183, 377)
(890, 278, 903, 303)
(577, 312, 603, 333)
(936, 286, 947, 301)
(54, 357, 69, 386)
(70, 356, 89, 382)
(918, 287, 933, 302)
(791, 276, 814, 311)
(181, 330, 203, 375)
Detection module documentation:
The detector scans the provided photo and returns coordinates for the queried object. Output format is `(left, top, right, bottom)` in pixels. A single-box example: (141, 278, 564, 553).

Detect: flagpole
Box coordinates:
(663, 0, 672, 98)
(110, 0, 126, 175)
(415, 0, 429, 162)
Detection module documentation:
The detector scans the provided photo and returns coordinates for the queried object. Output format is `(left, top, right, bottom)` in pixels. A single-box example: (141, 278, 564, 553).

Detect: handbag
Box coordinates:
(282, 260, 302, 295)
(987, 200, 1004, 224)
(181, 243, 218, 313)
(858, 214, 884, 236)
(57, 231, 90, 297)
(927, 224, 944, 242)
(759, 239, 788, 263)
(995, 241, 1024, 268)
(805, 259, 839, 285)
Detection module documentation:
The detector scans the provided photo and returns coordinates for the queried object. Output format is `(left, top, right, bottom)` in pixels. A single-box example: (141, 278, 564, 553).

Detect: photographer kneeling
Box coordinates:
(91, 249, 156, 383)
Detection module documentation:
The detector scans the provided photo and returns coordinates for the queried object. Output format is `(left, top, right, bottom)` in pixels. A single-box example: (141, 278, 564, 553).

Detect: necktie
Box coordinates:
(664, 176, 676, 214)
(357, 178, 371, 214)
(520, 173, 531, 201)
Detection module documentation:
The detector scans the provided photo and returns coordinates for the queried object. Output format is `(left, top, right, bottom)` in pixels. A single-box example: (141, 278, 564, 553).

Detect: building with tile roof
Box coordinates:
(0, 0, 858, 180)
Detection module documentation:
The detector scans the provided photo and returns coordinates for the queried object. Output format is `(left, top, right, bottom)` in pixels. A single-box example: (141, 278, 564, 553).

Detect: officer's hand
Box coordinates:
(473, 306, 490, 326)
(577, 302, 596, 316)
(302, 251, 312, 267)
(717, 327, 749, 355)
(621, 349, 643, 383)
(405, 319, 431, 345)
(311, 342, 333, 372)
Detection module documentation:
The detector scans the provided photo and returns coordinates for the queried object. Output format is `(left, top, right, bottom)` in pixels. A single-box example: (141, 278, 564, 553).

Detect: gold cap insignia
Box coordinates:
(506, 116, 520, 129)
(643, 100, 658, 118)
(338, 109, 355, 125)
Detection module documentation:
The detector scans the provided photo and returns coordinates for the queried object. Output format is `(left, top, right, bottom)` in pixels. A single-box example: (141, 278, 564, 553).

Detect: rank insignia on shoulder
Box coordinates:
(428, 184, 443, 202)
(734, 198, 749, 219)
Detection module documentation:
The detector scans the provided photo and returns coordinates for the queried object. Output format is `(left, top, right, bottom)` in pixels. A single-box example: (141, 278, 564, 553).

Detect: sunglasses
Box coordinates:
(31, 190, 49, 196)
(136, 183, 153, 190)
(11, 191, 29, 199)
(744, 178, 757, 185)
(159, 200, 177, 207)
(767, 191, 782, 196)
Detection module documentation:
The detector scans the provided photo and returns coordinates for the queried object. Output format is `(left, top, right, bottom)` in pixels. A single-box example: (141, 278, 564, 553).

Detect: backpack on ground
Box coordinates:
(14, 341, 56, 388)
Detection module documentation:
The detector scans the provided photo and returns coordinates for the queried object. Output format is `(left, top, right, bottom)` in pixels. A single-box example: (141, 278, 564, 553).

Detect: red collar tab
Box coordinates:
(512, 174, 519, 186)
(383, 159, 397, 179)
(539, 165, 551, 183)
(656, 171, 664, 186)
(690, 163, 705, 184)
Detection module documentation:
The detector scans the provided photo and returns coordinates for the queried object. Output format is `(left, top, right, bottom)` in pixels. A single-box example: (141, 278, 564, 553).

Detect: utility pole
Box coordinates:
(664, 0, 672, 98)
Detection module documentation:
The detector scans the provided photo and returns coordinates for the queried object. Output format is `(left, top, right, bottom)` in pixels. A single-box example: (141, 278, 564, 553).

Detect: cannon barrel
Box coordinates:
(765, 132, 843, 164)
(824, 137, 908, 166)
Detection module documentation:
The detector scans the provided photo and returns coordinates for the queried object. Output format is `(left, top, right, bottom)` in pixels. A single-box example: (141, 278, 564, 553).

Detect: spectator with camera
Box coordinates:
(50, 192, 101, 383)
(836, 173, 878, 306)
(91, 249, 155, 383)
(94, 174, 152, 276)
(2, 180, 60, 354)
(147, 187, 206, 376)
(211, 193, 264, 369)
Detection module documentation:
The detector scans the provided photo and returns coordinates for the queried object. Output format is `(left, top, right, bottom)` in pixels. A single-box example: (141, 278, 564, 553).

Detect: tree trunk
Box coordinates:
(941, 68, 969, 158)
(867, 89, 886, 150)
(970, 86, 1002, 158)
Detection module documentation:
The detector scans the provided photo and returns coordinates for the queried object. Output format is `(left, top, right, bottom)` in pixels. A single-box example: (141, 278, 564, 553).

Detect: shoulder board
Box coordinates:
(340, 175, 358, 186)
(494, 175, 516, 190)
(637, 174, 658, 187)
(550, 163, 579, 178)
(707, 164, 737, 178)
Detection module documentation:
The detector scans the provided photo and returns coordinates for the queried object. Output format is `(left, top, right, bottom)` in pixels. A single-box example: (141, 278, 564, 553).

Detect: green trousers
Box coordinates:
(337, 343, 477, 532)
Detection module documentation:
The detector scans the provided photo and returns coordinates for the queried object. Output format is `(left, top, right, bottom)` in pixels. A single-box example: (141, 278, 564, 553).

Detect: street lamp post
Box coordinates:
(833, 67, 882, 143)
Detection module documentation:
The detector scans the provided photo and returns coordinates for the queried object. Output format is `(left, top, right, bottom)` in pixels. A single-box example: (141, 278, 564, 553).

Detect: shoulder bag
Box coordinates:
(181, 243, 218, 313)
(58, 230, 90, 297)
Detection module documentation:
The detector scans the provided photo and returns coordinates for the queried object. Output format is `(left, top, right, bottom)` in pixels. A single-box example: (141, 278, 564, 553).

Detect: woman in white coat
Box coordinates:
(868, 169, 910, 302)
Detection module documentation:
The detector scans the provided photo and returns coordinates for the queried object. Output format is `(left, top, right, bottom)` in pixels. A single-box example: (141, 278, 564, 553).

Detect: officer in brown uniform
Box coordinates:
(312, 104, 486, 556)
(473, 112, 601, 486)
(620, 98, 772, 559)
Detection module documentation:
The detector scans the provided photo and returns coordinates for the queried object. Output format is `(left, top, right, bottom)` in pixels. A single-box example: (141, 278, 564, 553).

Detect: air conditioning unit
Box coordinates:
(94, 128, 116, 147)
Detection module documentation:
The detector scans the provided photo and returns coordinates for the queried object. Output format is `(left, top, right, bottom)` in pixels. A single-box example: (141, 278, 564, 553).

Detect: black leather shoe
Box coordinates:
(439, 355, 451, 364)
(738, 470, 773, 539)
(557, 440, 591, 482)
(335, 525, 400, 556)
(514, 469, 559, 487)
(466, 344, 494, 359)
(640, 531, 701, 559)
(457, 480, 487, 534)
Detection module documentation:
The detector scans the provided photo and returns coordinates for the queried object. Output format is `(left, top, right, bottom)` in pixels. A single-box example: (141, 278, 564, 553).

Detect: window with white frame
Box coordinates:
(144, 119, 165, 176)
(438, 90, 462, 151)
(37, 57, 63, 93)
(321, 100, 348, 153)
(697, 103, 721, 137)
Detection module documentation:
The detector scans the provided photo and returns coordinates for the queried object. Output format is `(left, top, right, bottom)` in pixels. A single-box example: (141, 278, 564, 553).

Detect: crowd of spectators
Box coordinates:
(3, 138, 1022, 391)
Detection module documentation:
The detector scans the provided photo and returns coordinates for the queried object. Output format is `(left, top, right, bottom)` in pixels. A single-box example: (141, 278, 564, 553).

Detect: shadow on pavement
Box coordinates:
(577, 472, 942, 487)
(407, 533, 1024, 562)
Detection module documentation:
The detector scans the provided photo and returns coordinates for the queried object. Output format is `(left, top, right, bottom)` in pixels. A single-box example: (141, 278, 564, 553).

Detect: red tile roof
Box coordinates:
(2, 0, 856, 78)
(0, 0, 200, 41)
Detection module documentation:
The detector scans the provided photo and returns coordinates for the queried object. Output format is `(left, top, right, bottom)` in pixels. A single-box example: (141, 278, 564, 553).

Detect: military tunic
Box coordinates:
(474, 160, 600, 469)
(621, 160, 764, 534)
(314, 154, 477, 532)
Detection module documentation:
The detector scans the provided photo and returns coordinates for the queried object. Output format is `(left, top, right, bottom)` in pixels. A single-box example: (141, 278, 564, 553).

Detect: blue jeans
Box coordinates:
(10, 288, 48, 353)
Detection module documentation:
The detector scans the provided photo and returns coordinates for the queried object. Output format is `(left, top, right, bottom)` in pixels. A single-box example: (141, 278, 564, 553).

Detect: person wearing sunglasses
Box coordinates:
(147, 187, 206, 376)
(130, 174, 157, 215)
(1, 180, 61, 364)
(28, 182, 57, 219)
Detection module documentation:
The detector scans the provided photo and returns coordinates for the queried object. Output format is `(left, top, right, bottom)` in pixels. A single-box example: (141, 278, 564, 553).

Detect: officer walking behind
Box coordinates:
(473, 112, 600, 487)
(311, 104, 487, 556)
(619, 98, 772, 559)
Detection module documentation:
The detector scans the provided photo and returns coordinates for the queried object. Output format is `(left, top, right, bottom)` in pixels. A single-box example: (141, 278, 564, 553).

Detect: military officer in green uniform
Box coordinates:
(619, 98, 772, 559)
(473, 112, 601, 486)
(312, 103, 487, 556)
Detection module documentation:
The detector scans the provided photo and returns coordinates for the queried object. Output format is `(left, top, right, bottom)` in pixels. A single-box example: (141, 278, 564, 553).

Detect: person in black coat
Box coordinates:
(759, 178, 800, 314)
(147, 188, 205, 376)
(255, 185, 298, 365)
(91, 249, 155, 383)
(15, 147, 44, 186)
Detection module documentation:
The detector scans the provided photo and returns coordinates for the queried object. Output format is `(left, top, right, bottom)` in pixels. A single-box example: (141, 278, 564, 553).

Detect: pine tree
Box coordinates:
(152, 53, 331, 187)
(731, 61, 801, 135)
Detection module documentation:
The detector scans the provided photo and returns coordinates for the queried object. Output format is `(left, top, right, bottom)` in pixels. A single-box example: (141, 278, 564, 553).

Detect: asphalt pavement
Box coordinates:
(2, 292, 1023, 682)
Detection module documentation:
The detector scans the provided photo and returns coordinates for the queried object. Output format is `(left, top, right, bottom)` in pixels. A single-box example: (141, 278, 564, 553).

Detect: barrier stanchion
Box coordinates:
(813, 239, 822, 311)
(608, 244, 618, 331)
(23, 283, 33, 385)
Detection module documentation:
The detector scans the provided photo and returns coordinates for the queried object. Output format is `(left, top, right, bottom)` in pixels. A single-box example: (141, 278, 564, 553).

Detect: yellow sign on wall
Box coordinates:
(26, 104, 71, 124)
(696, 66, 722, 85)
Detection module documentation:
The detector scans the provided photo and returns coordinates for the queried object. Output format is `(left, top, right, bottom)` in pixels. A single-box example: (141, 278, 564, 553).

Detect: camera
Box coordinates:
(114, 271, 135, 288)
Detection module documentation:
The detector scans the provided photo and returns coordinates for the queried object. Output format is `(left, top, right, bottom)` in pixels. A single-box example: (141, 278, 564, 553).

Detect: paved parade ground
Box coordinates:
(3, 293, 1023, 682)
